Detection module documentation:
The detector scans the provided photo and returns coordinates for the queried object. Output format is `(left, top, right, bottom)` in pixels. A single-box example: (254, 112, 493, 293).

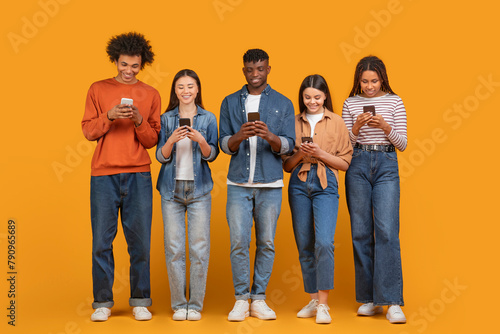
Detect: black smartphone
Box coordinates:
(179, 118, 191, 127)
(302, 137, 313, 143)
(247, 112, 260, 122)
(363, 105, 376, 115)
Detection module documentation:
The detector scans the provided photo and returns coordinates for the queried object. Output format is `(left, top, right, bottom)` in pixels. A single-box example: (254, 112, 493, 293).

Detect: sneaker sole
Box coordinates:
(228, 311, 249, 322)
(357, 307, 383, 316)
(387, 313, 406, 324)
(135, 316, 152, 321)
(316, 318, 332, 324)
(250, 311, 276, 320)
(297, 312, 316, 318)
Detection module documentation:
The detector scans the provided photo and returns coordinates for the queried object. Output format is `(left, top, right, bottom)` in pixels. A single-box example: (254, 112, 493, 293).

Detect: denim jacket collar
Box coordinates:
(239, 84, 272, 97)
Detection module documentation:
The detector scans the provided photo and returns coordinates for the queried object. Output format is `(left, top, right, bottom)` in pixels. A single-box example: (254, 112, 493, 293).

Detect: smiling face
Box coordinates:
(115, 54, 141, 84)
(175, 76, 199, 106)
(359, 70, 384, 98)
(243, 59, 270, 95)
(303, 87, 326, 114)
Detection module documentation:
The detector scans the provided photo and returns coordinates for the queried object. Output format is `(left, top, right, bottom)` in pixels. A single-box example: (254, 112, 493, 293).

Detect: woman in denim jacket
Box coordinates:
(156, 69, 219, 321)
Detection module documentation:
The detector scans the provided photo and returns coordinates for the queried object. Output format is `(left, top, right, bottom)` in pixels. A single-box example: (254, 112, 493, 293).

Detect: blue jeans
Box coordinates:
(289, 165, 339, 293)
(90, 172, 152, 308)
(345, 148, 404, 306)
(226, 185, 282, 300)
(161, 180, 211, 312)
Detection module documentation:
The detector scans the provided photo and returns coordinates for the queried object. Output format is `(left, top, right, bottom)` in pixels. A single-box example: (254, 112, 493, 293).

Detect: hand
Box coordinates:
(299, 142, 323, 158)
(129, 105, 143, 127)
(166, 126, 189, 144)
(254, 120, 273, 141)
(185, 126, 205, 143)
(107, 103, 134, 121)
(367, 114, 391, 133)
(237, 122, 257, 140)
(352, 112, 373, 135)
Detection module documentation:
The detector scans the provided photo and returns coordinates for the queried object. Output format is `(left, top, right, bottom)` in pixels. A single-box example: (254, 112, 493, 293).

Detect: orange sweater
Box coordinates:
(82, 78, 161, 176)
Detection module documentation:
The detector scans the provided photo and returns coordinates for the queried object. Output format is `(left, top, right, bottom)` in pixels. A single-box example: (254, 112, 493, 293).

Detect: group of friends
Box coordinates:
(81, 32, 408, 325)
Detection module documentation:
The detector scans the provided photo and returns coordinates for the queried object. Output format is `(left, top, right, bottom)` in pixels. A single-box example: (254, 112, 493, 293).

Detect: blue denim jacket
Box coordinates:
(219, 84, 295, 184)
(156, 106, 219, 199)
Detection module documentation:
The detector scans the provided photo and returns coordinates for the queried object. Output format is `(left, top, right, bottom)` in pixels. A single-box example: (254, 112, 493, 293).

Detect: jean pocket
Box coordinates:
(383, 151, 398, 162)
(138, 171, 151, 178)
(351, 148, 363, 158)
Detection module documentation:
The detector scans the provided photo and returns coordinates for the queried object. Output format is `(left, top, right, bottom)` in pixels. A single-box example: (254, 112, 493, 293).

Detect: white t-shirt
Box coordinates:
(227, 94, 283, 188)
(175, 137, 194, 180)
(305, 112, 324, 138)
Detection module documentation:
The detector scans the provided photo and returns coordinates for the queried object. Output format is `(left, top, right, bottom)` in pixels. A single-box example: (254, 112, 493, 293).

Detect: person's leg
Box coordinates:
(91, 174, 120, 309)
(161, 181, 189, 312)
(372, 151, 404, 306)
(226, 185, 254, 300)
(186, 190, 211, 312)
(288, 167, 317, 294)
(120, 172, 152, 307)
(345, 149, 375, 304)
(251, 187, 282, 299)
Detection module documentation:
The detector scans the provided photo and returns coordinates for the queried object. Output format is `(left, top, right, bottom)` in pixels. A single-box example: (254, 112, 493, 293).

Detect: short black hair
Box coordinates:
(106, 32, 154, 69)
(243, 49, 269, 63)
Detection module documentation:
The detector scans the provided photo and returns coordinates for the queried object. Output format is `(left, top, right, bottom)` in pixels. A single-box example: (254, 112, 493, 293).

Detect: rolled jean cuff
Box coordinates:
(235, 293, 250, 301)
(92, 301, 114, 309)
(129, 298, 152, 307)
(250, 294, 266, 301)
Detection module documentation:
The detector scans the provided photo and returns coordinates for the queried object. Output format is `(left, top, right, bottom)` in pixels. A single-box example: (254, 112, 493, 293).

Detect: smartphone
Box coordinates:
(247, 112, 260, 122)
(302, 137, 313, 143)
(179, 118, 191, 127)
(363, 105, 376, 115)
(121, 98, 133, 105)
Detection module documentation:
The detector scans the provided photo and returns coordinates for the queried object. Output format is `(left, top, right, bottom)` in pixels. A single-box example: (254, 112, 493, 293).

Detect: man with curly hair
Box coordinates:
(82, 32, 161, 322)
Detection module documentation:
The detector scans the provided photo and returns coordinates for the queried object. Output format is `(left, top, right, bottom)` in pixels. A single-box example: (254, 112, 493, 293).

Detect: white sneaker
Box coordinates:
(357, 303, 383, 316)
(90, 307, 111, 321)
(386, 305, 406, 324)
(187, 309, 202, 321)
(297, 299, 319, 318)
(315, 304, 331, 324)
(133, 307, 152, 321)
(228, 300, 249, 321)
(250, 300, 276, 320)
(173, 308, 187, 321)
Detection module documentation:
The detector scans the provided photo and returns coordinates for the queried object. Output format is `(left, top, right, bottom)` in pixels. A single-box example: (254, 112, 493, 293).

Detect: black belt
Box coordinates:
(354, 143, 395, 152)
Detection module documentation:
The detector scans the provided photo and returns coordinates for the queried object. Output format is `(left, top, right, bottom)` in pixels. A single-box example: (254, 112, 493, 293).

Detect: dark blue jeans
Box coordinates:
(345, 148, 404, 306)
(289, 165, 339, 293)
(90, 172, 152, 308)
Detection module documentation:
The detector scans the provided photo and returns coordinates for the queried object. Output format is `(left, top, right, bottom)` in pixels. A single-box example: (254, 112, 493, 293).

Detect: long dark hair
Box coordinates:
(165, 69, 204, 112)
(298, 74, 334, 113)
(348, 55, 395, 97)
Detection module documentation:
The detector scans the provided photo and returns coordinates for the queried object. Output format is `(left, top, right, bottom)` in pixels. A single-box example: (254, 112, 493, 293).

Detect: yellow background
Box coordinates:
(1, 0, 498, 333)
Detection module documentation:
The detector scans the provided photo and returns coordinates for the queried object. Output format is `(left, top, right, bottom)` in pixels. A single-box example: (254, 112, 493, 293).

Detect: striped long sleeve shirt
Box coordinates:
(341, 94, 407, 151)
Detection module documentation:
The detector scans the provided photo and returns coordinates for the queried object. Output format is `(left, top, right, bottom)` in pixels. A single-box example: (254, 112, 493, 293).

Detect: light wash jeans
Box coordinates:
(161, 180, 211, 312)
(345, 148, 404, 306)
(226, 185, 282, 300)
(288, 165, 339, 293)
(90, 172, 152, 309)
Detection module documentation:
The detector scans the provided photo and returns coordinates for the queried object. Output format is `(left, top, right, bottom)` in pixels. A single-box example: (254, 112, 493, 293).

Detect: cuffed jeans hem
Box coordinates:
(235, 294, 250, 301)
(373, 301, 404, 307)
(92, 301, 114, 309)
(250, 294, 266, 301)
(130, 298, 152, 307)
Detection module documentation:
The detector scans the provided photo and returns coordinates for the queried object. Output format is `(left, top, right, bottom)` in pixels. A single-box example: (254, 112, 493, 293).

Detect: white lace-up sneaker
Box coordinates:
(90, 307, 111, 321)
(250, 300, 276, 320)
(297, 299, 319, 318)
(386, 305, 406, 324)
(187, 309, 202, 321)
(228, 300, 249, 321)
(133, 306, 152, 321)
(315, 304, 331, 324)
(357, 302, 383, 316)
(173, 308, 187, 321)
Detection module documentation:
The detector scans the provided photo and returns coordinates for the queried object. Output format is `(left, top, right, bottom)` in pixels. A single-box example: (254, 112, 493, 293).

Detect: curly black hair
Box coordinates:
(243, 49, 269, 63)
(106, 32, 154, 69)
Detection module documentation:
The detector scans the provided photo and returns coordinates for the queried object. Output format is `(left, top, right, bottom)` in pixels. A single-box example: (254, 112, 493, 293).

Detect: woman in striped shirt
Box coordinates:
(342, 56, 407, 324)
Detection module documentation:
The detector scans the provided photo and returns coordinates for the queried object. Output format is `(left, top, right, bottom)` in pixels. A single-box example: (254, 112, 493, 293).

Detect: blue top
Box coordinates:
(219, 84, 295, 184)
(156, 106, 219, 199)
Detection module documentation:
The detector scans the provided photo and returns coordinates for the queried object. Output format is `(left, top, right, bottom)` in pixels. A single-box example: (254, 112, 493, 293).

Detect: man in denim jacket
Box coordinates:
(219, 49, 295, 321)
